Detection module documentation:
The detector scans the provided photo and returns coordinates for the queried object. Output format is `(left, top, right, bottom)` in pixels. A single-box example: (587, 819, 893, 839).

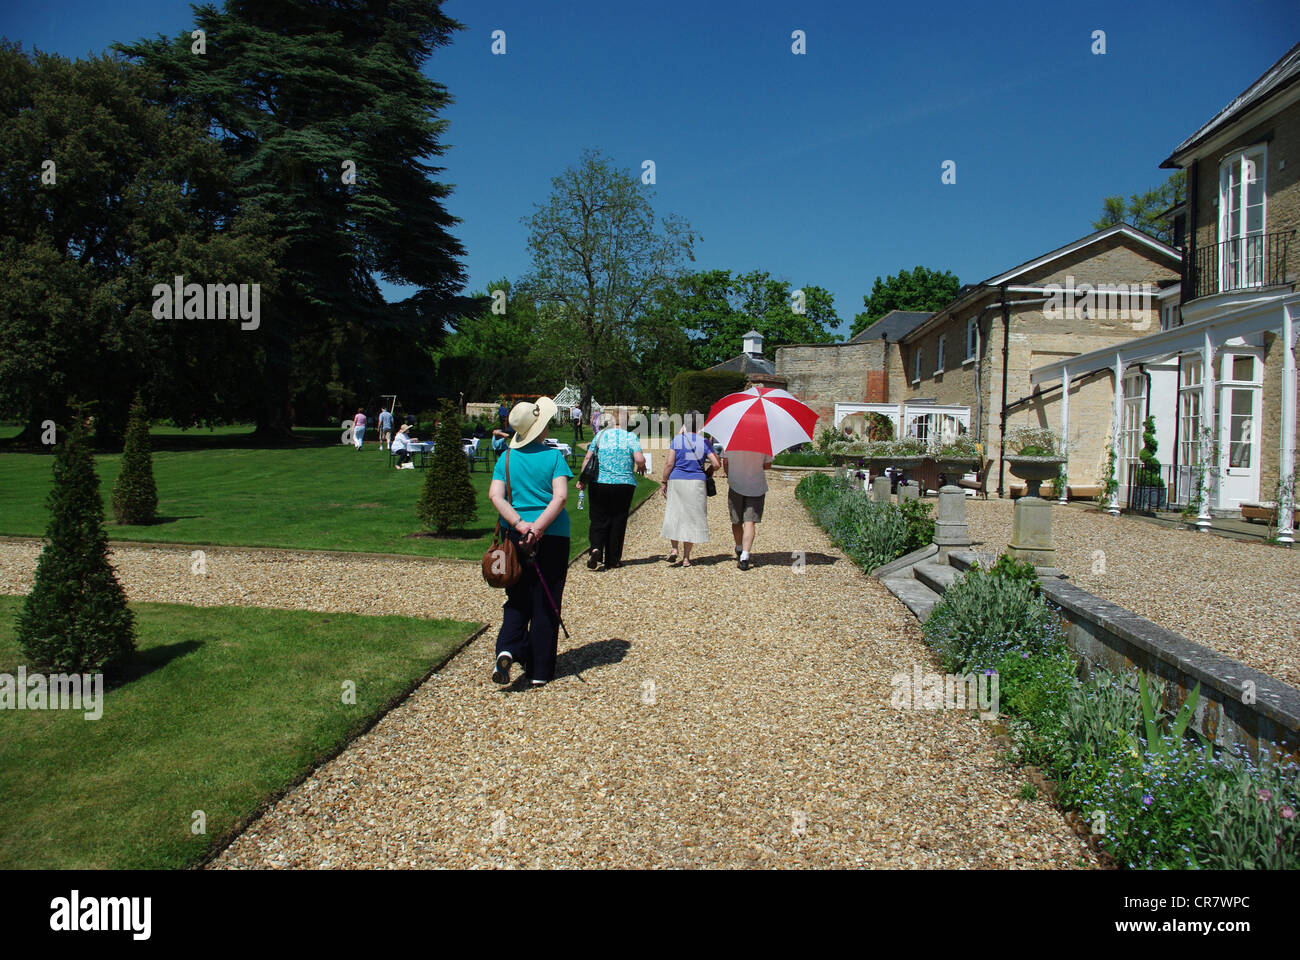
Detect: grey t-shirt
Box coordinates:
(724, 450, 772, 496)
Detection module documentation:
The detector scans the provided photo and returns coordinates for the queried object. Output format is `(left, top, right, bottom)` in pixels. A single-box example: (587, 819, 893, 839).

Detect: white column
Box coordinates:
(1109, 354, 1123, 515)
(1278, 302, 1297, 545)
(1059, 365, 1071, 505)
(1198, 331, 1216, 532)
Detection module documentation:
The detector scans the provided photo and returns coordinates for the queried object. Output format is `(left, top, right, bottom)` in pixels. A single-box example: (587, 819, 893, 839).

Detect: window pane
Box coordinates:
(1229, 390, 1253, 467)
(1232, 355, 1254, 382)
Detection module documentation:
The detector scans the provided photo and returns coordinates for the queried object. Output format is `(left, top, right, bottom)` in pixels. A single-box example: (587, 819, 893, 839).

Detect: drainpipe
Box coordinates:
(998, 286, 1011, 497)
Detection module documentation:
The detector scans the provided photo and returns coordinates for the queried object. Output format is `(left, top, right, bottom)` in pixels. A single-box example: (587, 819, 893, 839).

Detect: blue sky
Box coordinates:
(3, 0, 1295, 338)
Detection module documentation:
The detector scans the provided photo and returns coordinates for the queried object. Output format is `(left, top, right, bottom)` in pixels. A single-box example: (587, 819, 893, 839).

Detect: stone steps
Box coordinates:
(881, 573, 941, 623)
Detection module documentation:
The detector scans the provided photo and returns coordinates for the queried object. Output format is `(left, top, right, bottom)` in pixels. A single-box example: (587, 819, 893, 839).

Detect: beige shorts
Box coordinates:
(728, 489, 765, 524)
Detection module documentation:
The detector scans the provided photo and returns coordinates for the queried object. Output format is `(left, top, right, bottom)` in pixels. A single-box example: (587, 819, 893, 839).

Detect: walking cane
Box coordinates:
(522, 541, 570, 640)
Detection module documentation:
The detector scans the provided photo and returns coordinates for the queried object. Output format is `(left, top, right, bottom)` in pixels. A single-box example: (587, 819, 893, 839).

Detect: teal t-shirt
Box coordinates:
(493, 442, 573, 538)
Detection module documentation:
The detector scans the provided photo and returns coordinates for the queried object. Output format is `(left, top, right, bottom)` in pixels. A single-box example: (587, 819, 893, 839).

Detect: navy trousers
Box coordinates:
(589, 482, 635, 566)
(495, 533, 569, 682)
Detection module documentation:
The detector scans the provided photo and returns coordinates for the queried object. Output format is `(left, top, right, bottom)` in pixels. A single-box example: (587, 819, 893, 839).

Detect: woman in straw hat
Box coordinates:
(487, 397, 573, 688)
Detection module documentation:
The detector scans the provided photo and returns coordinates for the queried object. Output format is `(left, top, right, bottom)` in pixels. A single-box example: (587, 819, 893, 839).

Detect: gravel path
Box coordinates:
(0, 479, 1095, 868)
(964, 500, 1300, 688)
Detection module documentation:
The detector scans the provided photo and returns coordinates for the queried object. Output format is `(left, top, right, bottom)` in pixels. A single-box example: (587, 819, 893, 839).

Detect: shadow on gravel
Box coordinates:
(496, 638, 632, 693)
(674, 551, 838, 568)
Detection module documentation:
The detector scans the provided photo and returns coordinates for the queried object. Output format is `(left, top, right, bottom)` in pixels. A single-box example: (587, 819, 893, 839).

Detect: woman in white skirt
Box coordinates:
(659, 416, 722, 567)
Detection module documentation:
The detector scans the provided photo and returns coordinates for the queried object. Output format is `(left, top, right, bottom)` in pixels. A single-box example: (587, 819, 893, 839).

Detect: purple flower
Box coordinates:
(1142, 794, 1154, 807)
(1021, 652, 1030, 659)
(1259, 788, 1273, 803)
(1281, 806, 1295, 820)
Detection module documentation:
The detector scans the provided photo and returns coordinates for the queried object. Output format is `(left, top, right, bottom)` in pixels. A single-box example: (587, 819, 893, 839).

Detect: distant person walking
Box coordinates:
(571, 404, 584, 442)
(488, 398, 572, 689)
(659, 415, 721, 567)
(497, 400, 509, 431)
(577, 409, 645, 571)
(721, 447, 772, 570)
(378, 407, 394, 450)
(352, 407, 367, 450)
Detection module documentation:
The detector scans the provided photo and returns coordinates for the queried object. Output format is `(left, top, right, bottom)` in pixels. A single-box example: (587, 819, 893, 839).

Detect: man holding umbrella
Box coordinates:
(703, 385, 820, 571)
(721, 448, 771, 570)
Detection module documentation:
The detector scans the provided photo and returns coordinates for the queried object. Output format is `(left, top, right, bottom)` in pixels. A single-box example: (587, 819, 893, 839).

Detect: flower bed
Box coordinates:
(920, 554, 1299, 869)
(795, 474, 933, 571)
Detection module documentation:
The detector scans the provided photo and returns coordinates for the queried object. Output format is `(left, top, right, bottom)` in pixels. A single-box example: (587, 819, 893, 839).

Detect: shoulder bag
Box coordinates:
(579, 432, 600, 485)
(481, 450, 524, 588)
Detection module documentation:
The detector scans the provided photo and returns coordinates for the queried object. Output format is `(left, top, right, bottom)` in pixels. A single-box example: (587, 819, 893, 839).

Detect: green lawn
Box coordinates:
(0, 424, 655, 560)
(0, 594, 479, 869)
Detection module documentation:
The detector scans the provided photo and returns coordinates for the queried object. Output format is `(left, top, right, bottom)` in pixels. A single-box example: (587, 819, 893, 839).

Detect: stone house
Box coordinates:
(773, 224, 1183, 497)
(1030, 39, 1299, 540)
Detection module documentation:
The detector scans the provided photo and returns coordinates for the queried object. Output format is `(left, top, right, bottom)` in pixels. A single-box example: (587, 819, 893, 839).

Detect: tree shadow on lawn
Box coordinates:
(114, 515, 201, 527)
(106, 639, 203, 691)
(499, 637, 632, 692)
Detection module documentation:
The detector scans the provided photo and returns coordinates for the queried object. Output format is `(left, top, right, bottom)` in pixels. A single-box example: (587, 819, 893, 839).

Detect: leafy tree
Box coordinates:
(111, 394, 159, 524)
(434, 279, 542, 400)
(16, 416, 136, 673)
(0, 43, 280, 444)
(850, 266, 961, 339)
(521, 148, 695, 413)
(416, 401, 477, 534)
(692, 270, 840, 366)
(118, 0, 473, 438)
(1092, 171, 1186, 246)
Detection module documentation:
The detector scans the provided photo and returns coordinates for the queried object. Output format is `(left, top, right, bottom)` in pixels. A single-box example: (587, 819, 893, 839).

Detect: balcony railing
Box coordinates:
(1192, 230, 1294, 299)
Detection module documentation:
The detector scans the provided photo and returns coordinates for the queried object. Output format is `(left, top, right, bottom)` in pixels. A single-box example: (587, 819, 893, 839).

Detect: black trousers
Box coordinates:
(589, 482, 635, 566)
(573, 420, 584, 441)
(496, 534, 569, 683)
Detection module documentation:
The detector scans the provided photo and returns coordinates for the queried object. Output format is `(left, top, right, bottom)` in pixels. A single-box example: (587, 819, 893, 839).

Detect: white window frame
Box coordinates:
(965, 317, 977, 362)
(936, 335, 946, 373)
(913, 348, 922, 384)
(1218, 145, 1267, 291)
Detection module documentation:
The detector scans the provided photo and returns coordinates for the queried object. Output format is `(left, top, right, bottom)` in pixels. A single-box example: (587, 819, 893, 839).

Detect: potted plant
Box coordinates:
(1003, 426, 1065, 499)
(1130, 415, 1167, 512)
(929, 434, 979, 484)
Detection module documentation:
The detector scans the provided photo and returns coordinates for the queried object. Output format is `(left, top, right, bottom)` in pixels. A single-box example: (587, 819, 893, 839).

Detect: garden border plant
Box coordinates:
(918, 553, 1299, 869)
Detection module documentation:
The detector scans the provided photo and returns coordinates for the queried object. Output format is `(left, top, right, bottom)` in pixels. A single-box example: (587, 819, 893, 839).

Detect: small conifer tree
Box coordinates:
(416, 401, 478, 534)
(17, 417, 136, 672)
(111, 393, 159, 524)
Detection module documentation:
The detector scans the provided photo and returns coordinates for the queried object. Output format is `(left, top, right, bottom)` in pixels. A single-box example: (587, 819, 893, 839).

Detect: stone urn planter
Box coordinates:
(1004, 455, 1066, 499)
(934, 458, 977, 485)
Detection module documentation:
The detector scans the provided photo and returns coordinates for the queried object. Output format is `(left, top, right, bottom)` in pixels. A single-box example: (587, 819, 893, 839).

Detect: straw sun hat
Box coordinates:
(508, 397, 558, 448)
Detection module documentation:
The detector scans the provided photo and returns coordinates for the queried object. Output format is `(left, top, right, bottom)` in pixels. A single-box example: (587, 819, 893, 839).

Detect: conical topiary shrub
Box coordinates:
(16, 418, 136, 673)
(416, 401, 478, 535)
(111, 394, 158, 524)
(1132, 415, 1167, 511)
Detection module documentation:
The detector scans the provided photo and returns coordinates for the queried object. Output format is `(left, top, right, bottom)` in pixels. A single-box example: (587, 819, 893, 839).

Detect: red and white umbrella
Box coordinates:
(702, 386, 819, 455)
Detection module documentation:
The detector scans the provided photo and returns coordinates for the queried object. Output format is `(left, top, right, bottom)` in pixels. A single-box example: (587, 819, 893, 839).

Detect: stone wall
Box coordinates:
(775, 341, 885, 435)
(1259, 329, 1300, 501)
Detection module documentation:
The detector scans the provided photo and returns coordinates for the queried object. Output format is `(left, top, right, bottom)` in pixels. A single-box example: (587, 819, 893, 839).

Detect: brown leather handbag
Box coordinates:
(481, 450, 524, 588)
